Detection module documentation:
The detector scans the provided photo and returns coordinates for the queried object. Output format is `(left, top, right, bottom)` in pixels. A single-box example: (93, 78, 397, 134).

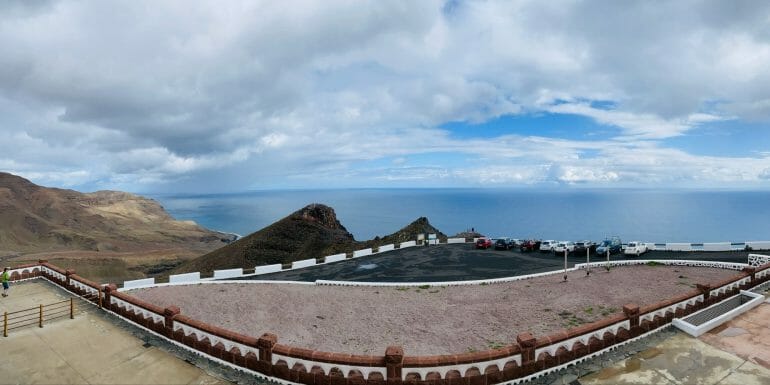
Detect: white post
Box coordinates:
(606, 249, 610, 270)
(586, 247, 590, 276)
(563, 249, 568, 281)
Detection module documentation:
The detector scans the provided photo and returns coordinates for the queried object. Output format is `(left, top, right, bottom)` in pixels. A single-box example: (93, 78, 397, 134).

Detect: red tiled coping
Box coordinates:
(174, 314, 259, 347)
(41, 262, 67, 275)
(111, 290, 166, 316)
(638, 289, 702, 315)
(273, 345, 386, 366)
(70, 274, 102, 289)
(402, 345, 521, 367)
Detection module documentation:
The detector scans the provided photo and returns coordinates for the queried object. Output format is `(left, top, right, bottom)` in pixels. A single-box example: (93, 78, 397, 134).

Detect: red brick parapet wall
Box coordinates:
(7, 260, 770, 385)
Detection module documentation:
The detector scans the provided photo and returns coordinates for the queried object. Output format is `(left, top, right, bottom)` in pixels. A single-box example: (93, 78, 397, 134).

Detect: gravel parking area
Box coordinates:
(132, 265, 737, 356)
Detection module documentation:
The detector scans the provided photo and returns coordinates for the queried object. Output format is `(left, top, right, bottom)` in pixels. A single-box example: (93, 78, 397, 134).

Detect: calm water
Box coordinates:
(149, 189, 770, 243)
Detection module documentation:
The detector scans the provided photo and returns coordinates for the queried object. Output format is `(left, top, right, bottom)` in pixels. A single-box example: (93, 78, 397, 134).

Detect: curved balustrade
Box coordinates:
(4, 258, 770, 385)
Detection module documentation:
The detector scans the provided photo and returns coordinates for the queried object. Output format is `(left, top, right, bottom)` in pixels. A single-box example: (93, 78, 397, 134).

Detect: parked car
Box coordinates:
(475, 238, 493, 249)
(494, 238, 510, 250)
(596, 236, 622, 255)
(574, 240, 596, 254)
(539, 240, 556, 253)
(519, 239, 541, 252)
(553, 241, 576, 254)
(624, 241, 649, 256)
(507, 238, 520, 249)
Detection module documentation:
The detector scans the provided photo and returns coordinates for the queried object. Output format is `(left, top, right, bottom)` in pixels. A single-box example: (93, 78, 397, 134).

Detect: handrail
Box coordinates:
(3, 298, 75, 337)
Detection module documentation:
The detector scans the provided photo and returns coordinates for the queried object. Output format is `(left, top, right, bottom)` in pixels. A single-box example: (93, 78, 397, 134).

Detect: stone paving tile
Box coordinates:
(698, 303, 770, 370)
(1, 280, 234, 385)
(576, 332, 770, 385)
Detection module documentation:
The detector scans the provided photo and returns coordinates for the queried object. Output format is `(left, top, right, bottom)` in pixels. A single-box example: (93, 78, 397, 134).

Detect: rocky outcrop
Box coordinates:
(174, 203, 359, 273)
(365, 216, 448, 247)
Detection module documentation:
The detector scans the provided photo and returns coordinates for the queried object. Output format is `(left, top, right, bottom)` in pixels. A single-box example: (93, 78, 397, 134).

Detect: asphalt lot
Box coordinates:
(239, 243, 758, 283)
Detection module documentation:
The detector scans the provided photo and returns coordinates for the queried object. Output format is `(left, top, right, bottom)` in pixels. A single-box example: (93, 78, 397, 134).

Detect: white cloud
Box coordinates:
(0, 1, 769, 191)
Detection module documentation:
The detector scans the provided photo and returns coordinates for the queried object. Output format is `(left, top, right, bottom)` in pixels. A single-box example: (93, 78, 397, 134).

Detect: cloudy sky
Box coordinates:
(2, 0, 770, 193)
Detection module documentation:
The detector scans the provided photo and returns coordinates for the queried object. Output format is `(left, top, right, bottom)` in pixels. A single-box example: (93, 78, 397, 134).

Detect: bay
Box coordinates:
(149, 189, 770, 244)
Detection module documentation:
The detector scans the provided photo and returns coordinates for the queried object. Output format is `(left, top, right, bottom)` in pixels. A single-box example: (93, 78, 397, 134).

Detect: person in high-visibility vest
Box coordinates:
(1, 267, 9, 297)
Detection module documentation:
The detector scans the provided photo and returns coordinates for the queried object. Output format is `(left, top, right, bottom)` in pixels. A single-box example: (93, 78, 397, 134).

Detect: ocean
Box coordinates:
(149, 189, 770, 244)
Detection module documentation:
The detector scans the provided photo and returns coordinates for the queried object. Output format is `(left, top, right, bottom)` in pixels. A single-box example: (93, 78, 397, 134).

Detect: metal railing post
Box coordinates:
(39, 304, 44, 328)
(586, 247, 590, 276)
(70, 298, 74, 319)
(563, 248, 568, 281)
(3, 312, 7, 337)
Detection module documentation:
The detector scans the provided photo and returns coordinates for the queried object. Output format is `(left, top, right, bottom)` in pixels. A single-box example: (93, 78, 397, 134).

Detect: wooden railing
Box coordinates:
(3, 298, 75, 337)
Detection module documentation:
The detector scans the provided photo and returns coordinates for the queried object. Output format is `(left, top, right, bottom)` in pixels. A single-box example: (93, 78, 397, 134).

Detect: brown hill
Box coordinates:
(175, 206, 449, 274)
(0, 172, 234, 282)
(364, 216, 447, 247)
(174, 203, 358, 273)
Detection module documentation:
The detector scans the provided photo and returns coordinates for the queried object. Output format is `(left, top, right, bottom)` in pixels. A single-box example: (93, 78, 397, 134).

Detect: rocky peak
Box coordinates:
(293, 203, 347, 231)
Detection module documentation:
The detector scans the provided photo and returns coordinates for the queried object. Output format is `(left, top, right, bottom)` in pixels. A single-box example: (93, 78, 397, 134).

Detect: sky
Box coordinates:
(1, 0, 770, 193)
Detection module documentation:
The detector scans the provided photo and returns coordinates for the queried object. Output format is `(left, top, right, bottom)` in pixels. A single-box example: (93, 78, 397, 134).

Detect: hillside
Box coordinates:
(175, 206, 447, 274)
(0, 172, 234, 281)
(174, 204, 357, 273)
(364, 216, 447, 248)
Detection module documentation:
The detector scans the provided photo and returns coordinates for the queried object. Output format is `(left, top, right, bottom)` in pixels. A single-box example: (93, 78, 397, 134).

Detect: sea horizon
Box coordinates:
(149, 188, 770, 244)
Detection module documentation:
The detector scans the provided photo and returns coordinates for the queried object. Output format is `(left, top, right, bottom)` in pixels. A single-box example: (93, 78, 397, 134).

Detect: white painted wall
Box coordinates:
(666, 243, 693, 251)
(169, 272, 200, 284)
(399, 241, 416, 248)
(213, 268, 244, 280)
(323, 253, 347, 264)
(353, 248, 372, 258)
(377, 244, 395, 253)
(254, 264, 283, 275)
(747, 241, 770, 250)
(292, 258, 316, 269)
(703, 243, 732, 252)
(447, 238, 465, 244)
(123, 278, 155, 289)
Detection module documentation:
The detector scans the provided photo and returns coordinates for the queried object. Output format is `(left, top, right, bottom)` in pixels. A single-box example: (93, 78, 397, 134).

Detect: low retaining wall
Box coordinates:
(291, 258, 316, 269)
(122, 278, 155, 290)
(353, 248, 373, 258)
(169, 272, 201, 284)
(748, 254, 770, 267)
(399, 241, 417, 248)
(9, 259, 770, 385)
(254, 264, 282, 275)
(214, 268, 244, 280)
(323, 253, 347, 264)
(376, 244, 395, 253)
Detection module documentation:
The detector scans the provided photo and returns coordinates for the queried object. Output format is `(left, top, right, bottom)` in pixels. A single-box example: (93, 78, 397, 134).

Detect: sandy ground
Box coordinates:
(132, 265, 738, 356)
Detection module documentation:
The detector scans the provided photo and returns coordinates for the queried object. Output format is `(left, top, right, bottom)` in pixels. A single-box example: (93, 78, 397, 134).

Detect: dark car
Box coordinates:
(574, 240, 596, 254)
(475, 238, 493, 249)
(494, 239, 509, 250)
(596, 236, 622, 255)
(519, 239, 541, 252)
